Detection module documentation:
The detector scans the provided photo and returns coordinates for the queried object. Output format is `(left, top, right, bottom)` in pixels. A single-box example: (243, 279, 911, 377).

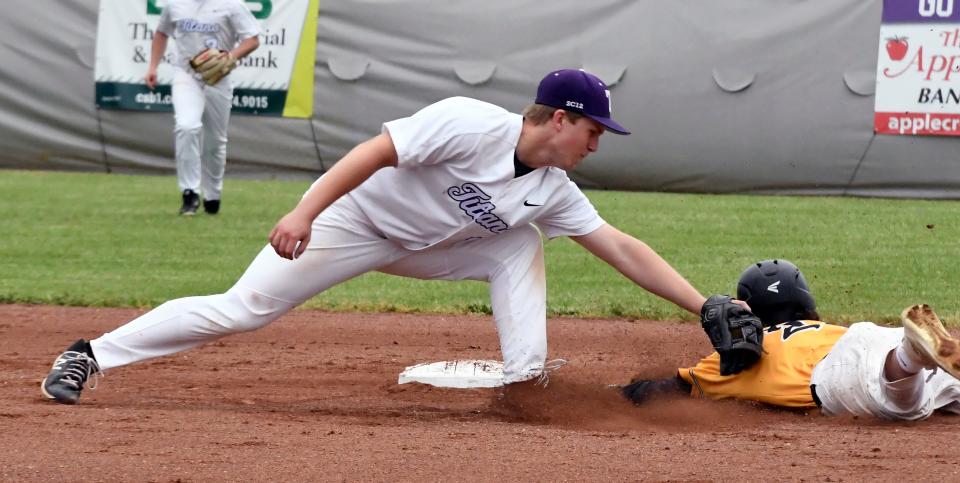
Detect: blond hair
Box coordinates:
(522, 104, 585, 125)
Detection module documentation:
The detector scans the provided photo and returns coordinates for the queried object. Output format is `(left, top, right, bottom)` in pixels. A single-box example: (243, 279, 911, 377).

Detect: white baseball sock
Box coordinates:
(894, 341, 925, 374)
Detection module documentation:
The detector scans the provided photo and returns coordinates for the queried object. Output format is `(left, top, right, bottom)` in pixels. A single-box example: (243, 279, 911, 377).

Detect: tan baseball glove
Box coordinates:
(189, 48, 237, 86)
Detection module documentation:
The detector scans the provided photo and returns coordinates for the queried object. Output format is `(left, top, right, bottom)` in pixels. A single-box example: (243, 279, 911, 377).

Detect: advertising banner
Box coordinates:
(94, 0, 317, 117)
(876, 0, 960, 135)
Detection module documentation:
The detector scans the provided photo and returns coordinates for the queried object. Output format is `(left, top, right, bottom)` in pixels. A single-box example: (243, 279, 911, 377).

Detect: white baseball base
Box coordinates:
(397, 360, 505, 388)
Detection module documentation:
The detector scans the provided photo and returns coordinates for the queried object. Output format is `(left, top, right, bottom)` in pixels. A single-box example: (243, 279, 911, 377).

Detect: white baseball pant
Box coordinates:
(90, 197, 549, 384)
(811, 322, 960, 420)
(172, 68, 232, 201)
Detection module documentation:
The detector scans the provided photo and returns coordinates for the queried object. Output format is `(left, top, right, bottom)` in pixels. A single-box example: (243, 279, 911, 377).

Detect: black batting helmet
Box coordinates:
(736, 259, 818, 326)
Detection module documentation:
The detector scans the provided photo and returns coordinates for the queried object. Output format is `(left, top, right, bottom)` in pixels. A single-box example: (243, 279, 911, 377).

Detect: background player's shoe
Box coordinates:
(40, 339, 101, 404)
(180, 189, 200, 216)
(901, 304, 960, 380)
(203, 198, 220, 215)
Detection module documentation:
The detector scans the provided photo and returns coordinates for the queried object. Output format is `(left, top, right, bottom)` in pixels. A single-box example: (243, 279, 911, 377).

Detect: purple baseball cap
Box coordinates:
(535, 69, 630, 135)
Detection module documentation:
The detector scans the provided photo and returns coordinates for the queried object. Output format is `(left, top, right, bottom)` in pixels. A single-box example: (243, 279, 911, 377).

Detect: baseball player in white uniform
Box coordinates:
(42, 69, 718, 405)
(145, 0, 261, 215)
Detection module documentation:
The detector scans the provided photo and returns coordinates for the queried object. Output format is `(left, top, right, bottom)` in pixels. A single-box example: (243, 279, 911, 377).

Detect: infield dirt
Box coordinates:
(2, 304, 957, 481)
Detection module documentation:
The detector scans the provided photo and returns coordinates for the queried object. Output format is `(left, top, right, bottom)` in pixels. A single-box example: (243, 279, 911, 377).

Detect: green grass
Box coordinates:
(1, 169, 958, 325)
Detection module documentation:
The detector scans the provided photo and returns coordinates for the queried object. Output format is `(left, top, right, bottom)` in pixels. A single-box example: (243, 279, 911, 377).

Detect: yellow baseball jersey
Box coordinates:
(678, 321, 848, 408)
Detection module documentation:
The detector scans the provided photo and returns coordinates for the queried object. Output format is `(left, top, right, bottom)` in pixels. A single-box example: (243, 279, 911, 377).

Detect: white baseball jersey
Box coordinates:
(156, 0, 260, 71)
(343, 96, 606, 250)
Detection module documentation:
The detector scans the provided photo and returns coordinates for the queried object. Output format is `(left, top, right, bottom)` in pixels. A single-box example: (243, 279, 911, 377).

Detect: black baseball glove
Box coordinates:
(700, 294, 764, 375)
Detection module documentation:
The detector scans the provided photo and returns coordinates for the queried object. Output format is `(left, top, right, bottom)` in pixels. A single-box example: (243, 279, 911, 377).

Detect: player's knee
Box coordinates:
(202, 140, 227, 156)
(485, 225, 544, 284)
(175, 123, 203, 133)
(219, 287, 293, 333)
(511, 225, 544, 261)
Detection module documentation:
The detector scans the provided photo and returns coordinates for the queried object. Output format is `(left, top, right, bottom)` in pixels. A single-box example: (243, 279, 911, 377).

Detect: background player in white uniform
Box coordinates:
(145, 0, 261, 215)
(622, 259, 960, 420)
(42, 69, 724, 404)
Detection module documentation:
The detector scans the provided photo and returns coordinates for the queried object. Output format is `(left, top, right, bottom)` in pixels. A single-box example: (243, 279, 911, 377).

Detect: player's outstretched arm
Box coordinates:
(622, 375, 691, 405)
(269, 133, 399, 259)
(571, 224, 706, 314)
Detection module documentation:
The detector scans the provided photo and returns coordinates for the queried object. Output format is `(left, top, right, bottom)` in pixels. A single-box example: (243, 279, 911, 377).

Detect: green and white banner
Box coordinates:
(94, 0, 317, 117)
